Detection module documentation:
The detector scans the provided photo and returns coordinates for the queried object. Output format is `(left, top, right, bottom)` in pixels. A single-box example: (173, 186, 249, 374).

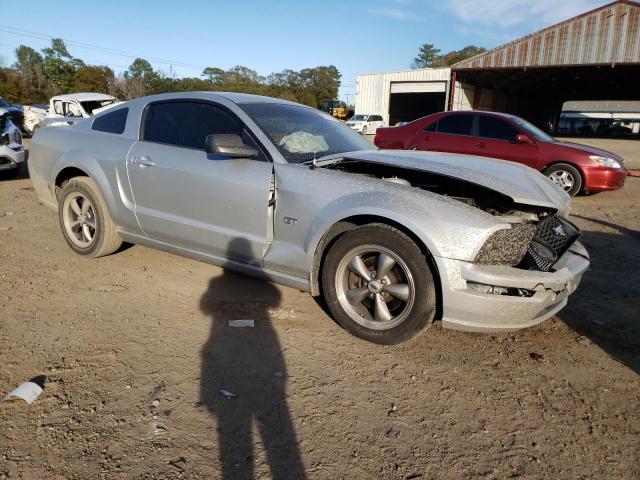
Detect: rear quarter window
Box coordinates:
(92, 108, 128, 135)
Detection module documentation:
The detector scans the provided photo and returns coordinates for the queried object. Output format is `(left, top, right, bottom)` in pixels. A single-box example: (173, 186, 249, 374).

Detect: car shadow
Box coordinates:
(0, 157, 29, 181)
(556, 215, 640, 374)
(199, 238, 306, 479)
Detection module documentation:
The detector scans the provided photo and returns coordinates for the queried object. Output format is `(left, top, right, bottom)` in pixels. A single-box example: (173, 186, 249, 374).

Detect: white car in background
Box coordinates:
(346, 114, 385, 135)
(31, 93, 120, 131)
(0, 111, 25, 177)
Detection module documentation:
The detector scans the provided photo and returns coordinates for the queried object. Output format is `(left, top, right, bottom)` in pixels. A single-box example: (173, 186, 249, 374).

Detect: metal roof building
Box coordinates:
(355, 0, 640, 131)
(449, 0, 640, 129)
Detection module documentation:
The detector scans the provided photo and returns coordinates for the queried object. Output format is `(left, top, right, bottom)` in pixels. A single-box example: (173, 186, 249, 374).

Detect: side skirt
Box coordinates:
(118, 230, 311, 292)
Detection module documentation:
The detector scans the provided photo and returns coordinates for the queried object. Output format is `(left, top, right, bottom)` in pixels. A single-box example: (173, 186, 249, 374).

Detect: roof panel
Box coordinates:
(453, 1, 640, 69)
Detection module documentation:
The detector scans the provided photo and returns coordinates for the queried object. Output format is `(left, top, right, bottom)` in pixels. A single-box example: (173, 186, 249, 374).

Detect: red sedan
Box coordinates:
(374, 111, 627, 196)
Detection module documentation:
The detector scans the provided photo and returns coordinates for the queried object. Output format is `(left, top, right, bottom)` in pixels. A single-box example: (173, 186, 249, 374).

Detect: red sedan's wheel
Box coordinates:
(545, 163, 583, 196)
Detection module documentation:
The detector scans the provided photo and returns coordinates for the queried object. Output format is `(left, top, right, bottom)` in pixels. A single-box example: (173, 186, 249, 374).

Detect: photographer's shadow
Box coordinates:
(199, 238, 306, 479)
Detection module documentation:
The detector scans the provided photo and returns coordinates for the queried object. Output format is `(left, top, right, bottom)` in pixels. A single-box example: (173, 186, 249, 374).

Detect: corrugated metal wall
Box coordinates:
(453, 0, 640, 69)
(355, 68, 450, 124)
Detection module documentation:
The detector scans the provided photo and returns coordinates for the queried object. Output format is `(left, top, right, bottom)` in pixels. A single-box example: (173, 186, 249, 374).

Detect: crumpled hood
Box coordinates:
(552, 140, 625, 163)
(321, 149, 571, 212)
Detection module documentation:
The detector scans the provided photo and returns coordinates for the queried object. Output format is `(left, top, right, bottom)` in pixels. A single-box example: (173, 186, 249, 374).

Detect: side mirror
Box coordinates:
(205, 134, 258, 158)
(515, 133, 533, 144)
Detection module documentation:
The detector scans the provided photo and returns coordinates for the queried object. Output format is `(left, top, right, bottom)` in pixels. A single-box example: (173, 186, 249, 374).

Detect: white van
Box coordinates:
(346, 114, 385, 135)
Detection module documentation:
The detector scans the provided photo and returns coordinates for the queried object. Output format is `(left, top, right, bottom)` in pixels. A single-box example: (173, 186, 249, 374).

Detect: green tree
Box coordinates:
(73, 65, 115, 93)
(41, 38, 83, 95)
(298, 66, 341, 107)
(411, 44, 441, 68)
(435, 45, 487, 66)
(14, 46, 44, 84)
(411, 43, 486, 68)
(201, 67, 225, 84)
(124, 58, 160, 96)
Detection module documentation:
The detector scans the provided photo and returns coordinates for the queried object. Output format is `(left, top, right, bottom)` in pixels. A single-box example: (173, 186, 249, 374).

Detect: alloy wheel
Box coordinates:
(62, 193, 97, 248)
(549, 170, 574, 192)
(335, 245, 415, 330)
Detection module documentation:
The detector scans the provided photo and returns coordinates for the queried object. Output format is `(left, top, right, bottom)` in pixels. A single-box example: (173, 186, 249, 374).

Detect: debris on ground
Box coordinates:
(228, 319, 255, 327)
(3, 375, 46, 404)
(93, 284, 128, 292)
(168, 457, 187, 470)
(146, 382, 165, 403)
(577, 336, 593, 345)
(219, 389, 237, 399)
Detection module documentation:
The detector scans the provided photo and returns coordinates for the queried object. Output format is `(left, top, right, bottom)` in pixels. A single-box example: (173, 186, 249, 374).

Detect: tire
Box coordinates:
(362, 126, 367, 135)
(321, 224, 436, 344)
(58, 176, 122, 258)
(1, 166, 20, 179)
(545, 163, 583, 196)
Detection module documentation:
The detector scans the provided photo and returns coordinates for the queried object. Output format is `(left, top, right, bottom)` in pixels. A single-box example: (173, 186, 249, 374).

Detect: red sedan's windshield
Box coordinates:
(513, 117, 554, 142)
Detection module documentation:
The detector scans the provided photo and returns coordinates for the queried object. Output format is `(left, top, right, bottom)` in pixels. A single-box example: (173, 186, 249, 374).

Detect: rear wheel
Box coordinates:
(545, 163, 582, 196)
(321, 224, 436, 344)
(58, 177, 122, 258)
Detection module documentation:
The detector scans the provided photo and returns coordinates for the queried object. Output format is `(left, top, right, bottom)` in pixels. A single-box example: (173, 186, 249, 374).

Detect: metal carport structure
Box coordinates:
(449, 0, 640, 131)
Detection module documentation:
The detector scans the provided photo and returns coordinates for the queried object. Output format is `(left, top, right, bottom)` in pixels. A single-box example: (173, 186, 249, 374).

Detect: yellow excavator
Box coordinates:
(321, 100, 353, 121)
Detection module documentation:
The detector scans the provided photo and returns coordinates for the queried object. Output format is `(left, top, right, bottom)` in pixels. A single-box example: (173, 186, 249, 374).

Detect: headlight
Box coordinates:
(474, 224, 537, 265)
(589, 155, 621, 169)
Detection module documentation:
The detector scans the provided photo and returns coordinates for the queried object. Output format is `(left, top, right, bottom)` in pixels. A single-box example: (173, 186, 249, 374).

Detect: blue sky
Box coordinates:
(0, 0, 603, 101)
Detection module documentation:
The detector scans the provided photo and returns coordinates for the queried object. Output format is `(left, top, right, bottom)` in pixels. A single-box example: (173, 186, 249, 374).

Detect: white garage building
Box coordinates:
(354, 68, 451, 126)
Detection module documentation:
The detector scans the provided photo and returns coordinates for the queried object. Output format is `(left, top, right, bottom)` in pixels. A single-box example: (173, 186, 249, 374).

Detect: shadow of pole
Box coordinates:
(199, 238, 306, 479)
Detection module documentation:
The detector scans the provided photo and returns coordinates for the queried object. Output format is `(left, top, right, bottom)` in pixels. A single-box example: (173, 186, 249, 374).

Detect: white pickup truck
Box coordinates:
(24, 93, 119, 133)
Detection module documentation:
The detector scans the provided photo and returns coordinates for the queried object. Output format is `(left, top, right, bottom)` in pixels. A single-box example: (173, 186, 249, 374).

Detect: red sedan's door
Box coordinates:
(475, 115, 539, 168)
(413, 113, 476, 155)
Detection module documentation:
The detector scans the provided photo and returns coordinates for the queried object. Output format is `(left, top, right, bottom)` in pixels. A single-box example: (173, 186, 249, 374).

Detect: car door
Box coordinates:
(413, 113, 476, 154)
(475, 114, 539, 168)
(126, 100, 273, 264)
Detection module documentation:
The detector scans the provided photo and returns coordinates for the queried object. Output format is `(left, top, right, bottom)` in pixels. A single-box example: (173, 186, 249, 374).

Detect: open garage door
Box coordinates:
(388, 81, 446, 126)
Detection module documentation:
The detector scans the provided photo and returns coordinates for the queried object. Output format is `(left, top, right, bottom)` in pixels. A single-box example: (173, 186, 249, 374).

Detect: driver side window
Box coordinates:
(142, 101, 266, 160)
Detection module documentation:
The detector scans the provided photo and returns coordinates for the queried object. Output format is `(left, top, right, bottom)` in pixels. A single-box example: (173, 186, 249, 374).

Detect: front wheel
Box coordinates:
(321, 224, 436, 344)
(545, 163, 583, 196)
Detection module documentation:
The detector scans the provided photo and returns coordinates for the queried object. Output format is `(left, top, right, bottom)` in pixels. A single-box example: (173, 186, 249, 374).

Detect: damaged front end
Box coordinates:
(322, 156, 590, 332)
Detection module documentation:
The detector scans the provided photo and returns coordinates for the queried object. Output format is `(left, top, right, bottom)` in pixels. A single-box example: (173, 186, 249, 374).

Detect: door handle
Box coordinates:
(475, 141, 486, 148)
(131, 155, 156, 167)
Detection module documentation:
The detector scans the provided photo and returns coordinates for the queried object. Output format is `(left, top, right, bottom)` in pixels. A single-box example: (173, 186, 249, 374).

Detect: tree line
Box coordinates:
(411, 44, 486, 69)
(0, 39, 341, 108)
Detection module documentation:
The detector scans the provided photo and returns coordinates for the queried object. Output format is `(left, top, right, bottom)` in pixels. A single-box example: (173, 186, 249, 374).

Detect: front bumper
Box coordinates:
(0, 145, 25, 171)
(583, 166, 626, 191)
(439, 240, 590, 332)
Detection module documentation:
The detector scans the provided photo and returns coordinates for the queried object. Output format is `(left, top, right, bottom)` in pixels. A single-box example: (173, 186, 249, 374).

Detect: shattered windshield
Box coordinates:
(240, 103, 373, 163)
(80, 99, 117, 115)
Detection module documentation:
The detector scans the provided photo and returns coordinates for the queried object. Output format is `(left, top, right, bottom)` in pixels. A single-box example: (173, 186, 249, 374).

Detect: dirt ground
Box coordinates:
(1, 139, 639, 479)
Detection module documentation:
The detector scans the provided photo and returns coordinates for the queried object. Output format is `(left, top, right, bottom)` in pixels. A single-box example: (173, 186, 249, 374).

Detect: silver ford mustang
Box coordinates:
(28, 92, 590, 344)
